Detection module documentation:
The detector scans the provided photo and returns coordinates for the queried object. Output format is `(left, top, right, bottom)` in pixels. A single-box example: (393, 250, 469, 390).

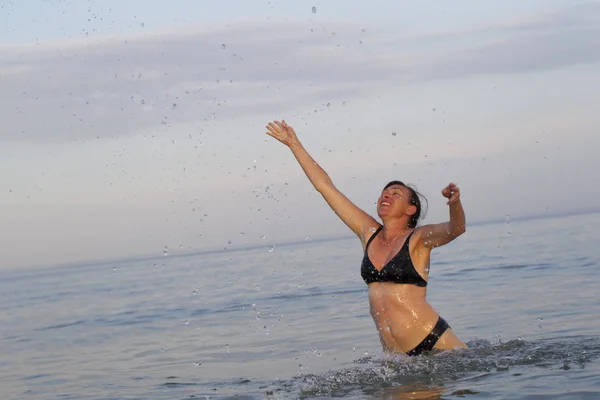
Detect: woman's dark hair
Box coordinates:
(383, 180, 428, 228)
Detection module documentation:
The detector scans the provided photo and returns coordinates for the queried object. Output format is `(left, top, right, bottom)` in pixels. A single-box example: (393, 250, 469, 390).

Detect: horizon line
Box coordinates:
(3, 207, 599, 275)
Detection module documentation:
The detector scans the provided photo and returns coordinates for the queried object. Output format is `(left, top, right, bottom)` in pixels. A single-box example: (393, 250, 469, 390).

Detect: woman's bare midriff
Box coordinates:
(368, 282, 459, 353)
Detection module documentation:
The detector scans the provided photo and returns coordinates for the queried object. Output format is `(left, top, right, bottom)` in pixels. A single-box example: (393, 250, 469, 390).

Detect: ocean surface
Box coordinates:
(2, 212, 600, 399)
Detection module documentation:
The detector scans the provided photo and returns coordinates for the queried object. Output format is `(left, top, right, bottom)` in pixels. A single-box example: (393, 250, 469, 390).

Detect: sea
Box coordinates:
(2, 211, 600, 400)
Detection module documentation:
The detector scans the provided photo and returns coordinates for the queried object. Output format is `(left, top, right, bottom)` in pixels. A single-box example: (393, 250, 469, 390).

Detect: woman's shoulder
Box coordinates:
(409, 225, 431, 248)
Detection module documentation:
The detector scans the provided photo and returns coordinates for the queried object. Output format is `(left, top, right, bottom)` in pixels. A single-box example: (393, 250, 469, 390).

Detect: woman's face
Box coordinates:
(377, 184, 412, 218)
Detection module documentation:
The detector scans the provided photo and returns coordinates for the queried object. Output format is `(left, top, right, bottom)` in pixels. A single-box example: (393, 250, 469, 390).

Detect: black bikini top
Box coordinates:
(360, 225, 428, 287)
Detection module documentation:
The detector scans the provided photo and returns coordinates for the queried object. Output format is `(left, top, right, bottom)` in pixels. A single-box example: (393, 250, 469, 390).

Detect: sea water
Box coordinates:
(1, 212, 599, 399)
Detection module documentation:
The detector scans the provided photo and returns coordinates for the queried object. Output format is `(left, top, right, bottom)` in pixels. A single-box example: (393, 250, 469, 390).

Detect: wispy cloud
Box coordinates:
(1, 3, 599, 144)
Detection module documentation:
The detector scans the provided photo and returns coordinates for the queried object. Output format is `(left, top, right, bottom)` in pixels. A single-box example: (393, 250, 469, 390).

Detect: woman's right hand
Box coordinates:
(265, 120, 300, 148)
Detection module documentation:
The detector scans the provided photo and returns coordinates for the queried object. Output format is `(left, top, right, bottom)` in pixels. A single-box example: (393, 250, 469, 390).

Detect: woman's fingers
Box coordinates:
(266, 124, 281, 135)
(443, 182, 460, 205)
(447, 191, 460, 205)
(267, 121, 286, 133)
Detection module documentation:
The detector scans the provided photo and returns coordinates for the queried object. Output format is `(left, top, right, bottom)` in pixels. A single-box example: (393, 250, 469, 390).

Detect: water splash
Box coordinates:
(274, 336, 600, 398)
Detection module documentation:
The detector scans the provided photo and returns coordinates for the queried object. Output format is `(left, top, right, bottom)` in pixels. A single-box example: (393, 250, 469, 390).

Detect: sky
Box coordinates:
(1, 0, 599, 270)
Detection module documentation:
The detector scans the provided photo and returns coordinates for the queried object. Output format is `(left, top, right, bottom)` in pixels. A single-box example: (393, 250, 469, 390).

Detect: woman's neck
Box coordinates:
(380, 220, 412, 243)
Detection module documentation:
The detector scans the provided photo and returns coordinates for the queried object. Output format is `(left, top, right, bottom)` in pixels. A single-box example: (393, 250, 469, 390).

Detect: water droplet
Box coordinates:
(269, 246, 274, 252)
(172, 103, 177, 110)
(194, 361, 202, 366)
(227, 240, 232, 245)
(221, 44, 226, 50)
(112, 267, 116, 273)
(505, 215, 511, 224)
(163, 246, 169, 256)
(140, 22, 145, 28)
(311, 6, 317, 13)
(226, 344, 231, 353)
(391, 132, 396, 136)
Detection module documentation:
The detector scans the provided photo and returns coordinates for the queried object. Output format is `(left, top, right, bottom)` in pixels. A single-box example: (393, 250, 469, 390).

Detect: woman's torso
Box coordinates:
(361, 225, 441, 353)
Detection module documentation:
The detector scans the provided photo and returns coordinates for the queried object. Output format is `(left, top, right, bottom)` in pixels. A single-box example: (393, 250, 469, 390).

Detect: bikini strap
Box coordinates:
(365, 225, 383, 251)
(404, 229, 416, 248)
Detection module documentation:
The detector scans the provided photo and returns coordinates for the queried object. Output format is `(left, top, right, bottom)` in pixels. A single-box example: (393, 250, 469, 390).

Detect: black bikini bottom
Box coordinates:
(406, 316, 450, 356)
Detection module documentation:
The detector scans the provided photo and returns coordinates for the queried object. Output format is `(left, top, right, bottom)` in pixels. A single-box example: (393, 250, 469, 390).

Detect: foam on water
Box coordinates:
(274, 335, 600, 399)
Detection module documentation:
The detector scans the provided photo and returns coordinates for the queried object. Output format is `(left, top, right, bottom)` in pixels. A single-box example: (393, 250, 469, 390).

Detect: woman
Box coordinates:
(265, 120, 468, 356)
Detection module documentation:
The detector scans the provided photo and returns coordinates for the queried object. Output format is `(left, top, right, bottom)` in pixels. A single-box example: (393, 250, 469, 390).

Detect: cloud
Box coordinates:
(1, 3, 599, 144)
(424, 29, 600, 82)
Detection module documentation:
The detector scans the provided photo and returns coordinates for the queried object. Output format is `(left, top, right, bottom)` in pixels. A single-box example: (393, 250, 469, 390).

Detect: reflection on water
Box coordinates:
(377, 382, 448, 400)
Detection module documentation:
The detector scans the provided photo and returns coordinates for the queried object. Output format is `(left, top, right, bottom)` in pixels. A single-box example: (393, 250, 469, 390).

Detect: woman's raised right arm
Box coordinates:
(266, 120, 378, 245)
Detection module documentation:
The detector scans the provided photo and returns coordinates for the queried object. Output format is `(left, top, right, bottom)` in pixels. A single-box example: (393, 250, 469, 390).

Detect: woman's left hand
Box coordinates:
(441, 183, 461, 205)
